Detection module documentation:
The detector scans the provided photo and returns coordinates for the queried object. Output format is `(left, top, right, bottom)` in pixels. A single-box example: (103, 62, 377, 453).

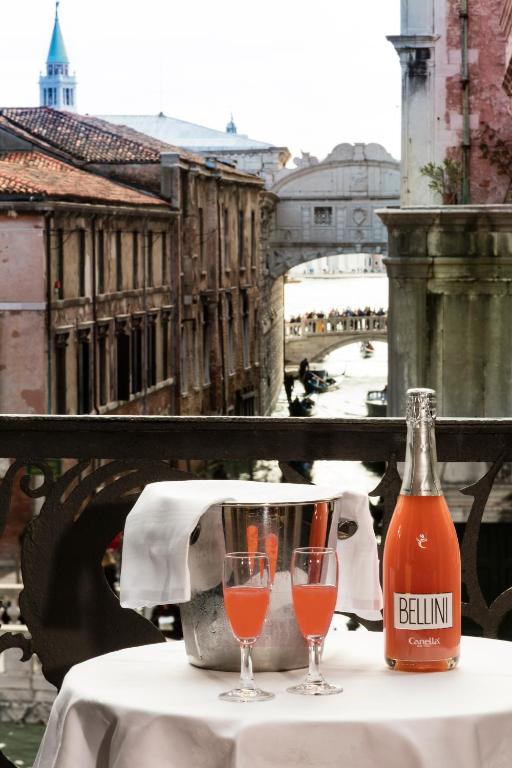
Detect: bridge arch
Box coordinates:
(268, 142, 399, 278)
(284, 314, 388, 365)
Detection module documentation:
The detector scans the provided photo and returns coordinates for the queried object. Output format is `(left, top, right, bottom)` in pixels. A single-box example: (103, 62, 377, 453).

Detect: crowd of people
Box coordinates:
(287, 306, 387, 324)
(287, 307, 387, 334)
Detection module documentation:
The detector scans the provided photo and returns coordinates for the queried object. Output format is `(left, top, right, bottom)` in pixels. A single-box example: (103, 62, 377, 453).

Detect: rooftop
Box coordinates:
(0, 108, 260, 180)
(97, 113, 282, 152)
(0, 151, 169, 207)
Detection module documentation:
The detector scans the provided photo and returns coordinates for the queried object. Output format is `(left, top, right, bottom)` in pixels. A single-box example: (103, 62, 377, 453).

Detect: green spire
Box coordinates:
(47, 2, 69, 64)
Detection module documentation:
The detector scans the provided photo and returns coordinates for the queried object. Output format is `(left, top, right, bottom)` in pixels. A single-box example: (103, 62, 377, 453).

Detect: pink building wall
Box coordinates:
(0, 214, 46, 413)
(445, 0, 512, 203)
(393, 0, 512, 204)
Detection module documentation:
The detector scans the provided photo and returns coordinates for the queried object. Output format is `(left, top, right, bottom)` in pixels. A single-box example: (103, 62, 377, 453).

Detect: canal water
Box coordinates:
(267, 274, 389, 495)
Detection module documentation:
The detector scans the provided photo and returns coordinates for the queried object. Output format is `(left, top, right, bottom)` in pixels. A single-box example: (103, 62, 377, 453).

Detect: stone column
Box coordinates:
(378, 206, 512, 417)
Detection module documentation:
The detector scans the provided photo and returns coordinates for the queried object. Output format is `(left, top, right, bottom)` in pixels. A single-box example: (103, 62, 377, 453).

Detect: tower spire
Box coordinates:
(39, 1, 76, 111)
(226, 114, 237, 135)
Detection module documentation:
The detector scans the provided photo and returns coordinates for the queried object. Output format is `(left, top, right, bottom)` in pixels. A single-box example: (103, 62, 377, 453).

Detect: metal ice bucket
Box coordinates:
(180, 496, 357, 672)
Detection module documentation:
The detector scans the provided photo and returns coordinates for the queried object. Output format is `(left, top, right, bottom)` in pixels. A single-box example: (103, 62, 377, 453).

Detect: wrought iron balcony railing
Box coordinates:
(0, 414, 511, 764)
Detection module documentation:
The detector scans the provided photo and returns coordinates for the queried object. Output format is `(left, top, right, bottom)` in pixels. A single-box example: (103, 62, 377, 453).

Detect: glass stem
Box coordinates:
(306, 638, 323, 683)
(240, 642, 255, 690)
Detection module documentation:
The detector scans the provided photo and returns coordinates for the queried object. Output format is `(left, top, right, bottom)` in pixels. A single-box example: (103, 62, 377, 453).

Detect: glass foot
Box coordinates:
(287, 680, 343, 696)
(219, 687, 275, 703)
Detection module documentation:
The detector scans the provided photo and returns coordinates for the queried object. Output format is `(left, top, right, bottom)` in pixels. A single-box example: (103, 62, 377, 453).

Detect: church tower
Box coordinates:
(39, 2, 77, 111)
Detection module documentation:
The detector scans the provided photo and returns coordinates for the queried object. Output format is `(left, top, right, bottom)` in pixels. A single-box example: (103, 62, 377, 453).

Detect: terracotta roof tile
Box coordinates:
(0, 108, 261, 181)
(0, 151, 169, 207)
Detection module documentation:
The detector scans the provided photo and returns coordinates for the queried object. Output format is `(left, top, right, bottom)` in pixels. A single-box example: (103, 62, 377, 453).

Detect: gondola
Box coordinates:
(360, 341, 375, 359)
(288, 396, 315, 417)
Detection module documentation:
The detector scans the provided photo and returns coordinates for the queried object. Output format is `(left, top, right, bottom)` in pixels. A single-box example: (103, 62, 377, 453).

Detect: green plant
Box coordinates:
(420, 158, 462, 203)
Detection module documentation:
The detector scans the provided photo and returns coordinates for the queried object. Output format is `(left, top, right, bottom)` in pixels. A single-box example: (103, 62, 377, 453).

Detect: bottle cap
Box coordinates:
(405, 388, 436, 424)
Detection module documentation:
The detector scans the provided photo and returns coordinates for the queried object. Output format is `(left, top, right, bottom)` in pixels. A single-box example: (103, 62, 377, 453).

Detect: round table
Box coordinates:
(34, 622, 512, 768)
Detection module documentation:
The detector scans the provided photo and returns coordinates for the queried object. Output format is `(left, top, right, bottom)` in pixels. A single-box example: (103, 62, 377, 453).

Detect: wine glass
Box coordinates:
(219, 552, 275, 703)
(287, 546, 342, 696)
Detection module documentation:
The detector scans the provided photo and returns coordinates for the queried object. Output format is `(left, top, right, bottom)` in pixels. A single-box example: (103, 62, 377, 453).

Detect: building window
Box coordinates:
(116, 322, 130, 401)
(97, 324, 109, 407)
(147, 314, 157, 388)
(115, 231, 122, 291)
(223, 207, 230, 271)
(56, 228, 64, 300)
(250, 210, 256, 269)
(241, 290, 250, 369)
(131, 316, 143, 395)
(48, 65, 53, 76)
(198, 208, 205, 271)
(235, 388, 256, 416)
(161, 310, 171, 381)
(192, 320, 200, 388)
(238, 209, 245, 266)
(314, 206, 333, 226)
(78, 230, 86, 297)
(161, 231, 168, 285)
(55, 331, 69, 414)
(147, 231, 153, 287)
(226, 293, 235, 374)
(132, 232, 139, 289)
(202, 303, 211, 386)
(180, 325, 189, 395)
(97, 230, 105, 294)
(76, 329, 92, 414)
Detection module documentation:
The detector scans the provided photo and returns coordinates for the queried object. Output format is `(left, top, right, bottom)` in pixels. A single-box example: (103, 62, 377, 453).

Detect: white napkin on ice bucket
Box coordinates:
(120, 480, 382, 621)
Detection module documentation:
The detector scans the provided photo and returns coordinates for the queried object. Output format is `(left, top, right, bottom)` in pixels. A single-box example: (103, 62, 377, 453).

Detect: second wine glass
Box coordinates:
(288, 546, 342, 696)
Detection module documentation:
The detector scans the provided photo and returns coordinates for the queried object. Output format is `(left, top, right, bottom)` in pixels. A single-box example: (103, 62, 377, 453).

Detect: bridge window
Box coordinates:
(314, 207, 333, 226)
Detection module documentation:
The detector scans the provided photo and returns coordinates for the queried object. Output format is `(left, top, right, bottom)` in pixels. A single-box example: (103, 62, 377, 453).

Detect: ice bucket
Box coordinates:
(180, 496, 357, 672)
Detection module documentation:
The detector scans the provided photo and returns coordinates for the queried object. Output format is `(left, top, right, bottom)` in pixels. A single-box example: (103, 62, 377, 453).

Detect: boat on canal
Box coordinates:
(366, 387, 387, 417)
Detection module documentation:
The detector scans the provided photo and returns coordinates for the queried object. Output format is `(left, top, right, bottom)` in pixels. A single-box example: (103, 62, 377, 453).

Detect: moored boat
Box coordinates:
(366, 387, 387, 417)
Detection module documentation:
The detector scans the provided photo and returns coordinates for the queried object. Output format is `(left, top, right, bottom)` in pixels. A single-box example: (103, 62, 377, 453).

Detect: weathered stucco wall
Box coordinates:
(445, 0, 512, 203)
(0, 214, 46, 413)
(393, 0, 512, 205)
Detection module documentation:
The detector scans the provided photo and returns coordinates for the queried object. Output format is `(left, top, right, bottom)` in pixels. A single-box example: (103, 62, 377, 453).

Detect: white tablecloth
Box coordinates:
(34, 620, 512, 768)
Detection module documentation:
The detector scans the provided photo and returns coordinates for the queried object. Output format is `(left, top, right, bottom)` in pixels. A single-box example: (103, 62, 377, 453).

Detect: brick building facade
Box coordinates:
(390, 0, 512, 205)
(0, 108, 284, 563)
(0, 108, 282, 421)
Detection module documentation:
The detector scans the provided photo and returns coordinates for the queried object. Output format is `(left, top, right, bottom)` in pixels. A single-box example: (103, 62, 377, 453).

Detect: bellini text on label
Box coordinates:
(393, 592, 453, 630)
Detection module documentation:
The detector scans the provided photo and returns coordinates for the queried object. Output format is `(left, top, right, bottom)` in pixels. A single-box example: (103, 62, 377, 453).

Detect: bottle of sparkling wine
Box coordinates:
(383, 388, 461, 672)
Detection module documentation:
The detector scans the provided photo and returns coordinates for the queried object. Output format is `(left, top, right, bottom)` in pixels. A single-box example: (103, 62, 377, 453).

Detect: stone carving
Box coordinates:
(364, 143, 396, 162)
(324, 143, 355, 163)
(353, 208, 368, 225)
(292, 151, 319, 168)
(350, 169, 368, 193)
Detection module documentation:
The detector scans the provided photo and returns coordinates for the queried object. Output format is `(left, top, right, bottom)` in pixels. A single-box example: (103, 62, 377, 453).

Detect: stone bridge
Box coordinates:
(268, 143, 399, 278)
(284, 314, 388, 365)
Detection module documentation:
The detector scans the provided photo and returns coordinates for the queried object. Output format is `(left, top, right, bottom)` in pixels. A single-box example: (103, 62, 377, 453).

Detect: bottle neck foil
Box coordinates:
(401, 419, 442, 496)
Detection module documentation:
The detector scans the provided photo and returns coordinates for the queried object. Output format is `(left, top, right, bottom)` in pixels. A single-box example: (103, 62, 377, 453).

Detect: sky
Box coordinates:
(0, 0, 402, 163)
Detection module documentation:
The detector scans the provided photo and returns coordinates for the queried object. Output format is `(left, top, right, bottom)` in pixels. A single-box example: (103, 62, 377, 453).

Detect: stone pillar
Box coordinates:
(378, 206, 512, 417)
(387, 0, 439, 205)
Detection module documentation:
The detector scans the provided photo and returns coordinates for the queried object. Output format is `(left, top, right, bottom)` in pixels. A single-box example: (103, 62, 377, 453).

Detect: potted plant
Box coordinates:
(420, 158, 462, 204)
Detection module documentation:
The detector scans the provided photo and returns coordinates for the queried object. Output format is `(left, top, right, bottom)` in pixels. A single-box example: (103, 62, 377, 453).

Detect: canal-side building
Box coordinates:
(0, 150, 176, 417)
(388, 0, 512, 206)
(380, 0, 512, 419)
(0, 107, 281, 418)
